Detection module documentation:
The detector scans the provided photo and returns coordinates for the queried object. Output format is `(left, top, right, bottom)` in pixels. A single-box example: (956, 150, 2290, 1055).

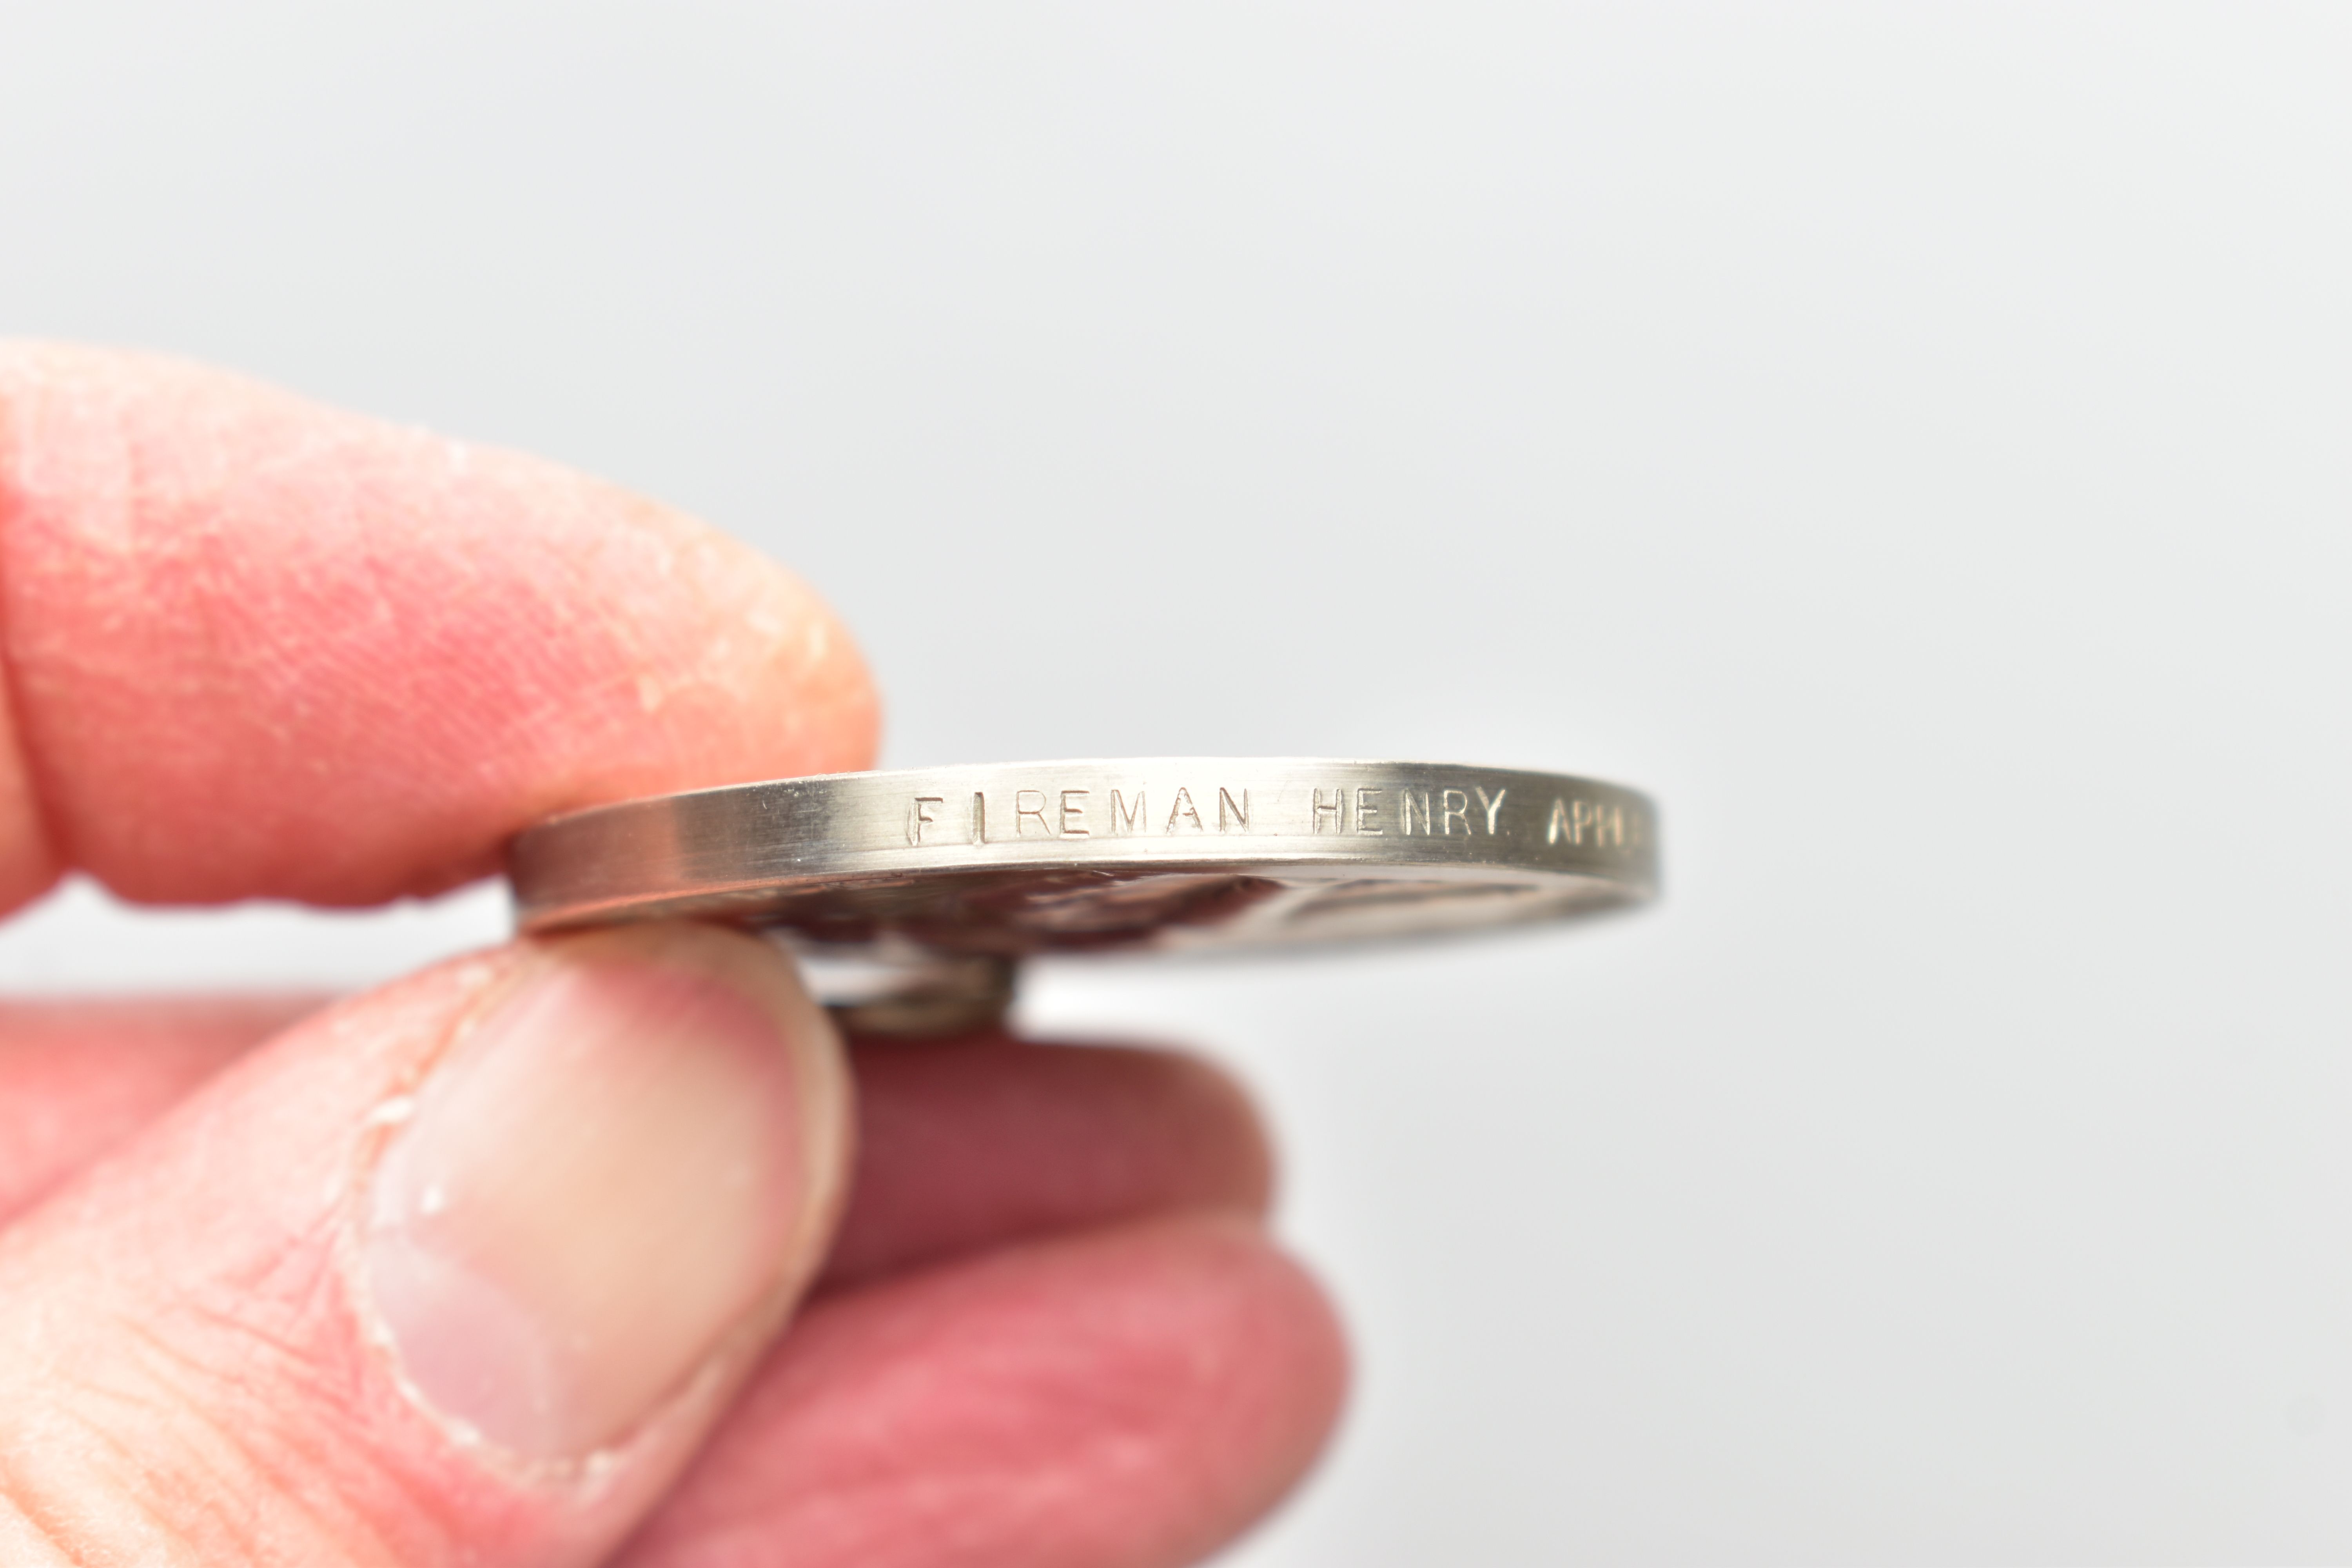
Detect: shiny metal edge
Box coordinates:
(509, 758, 1658, 942)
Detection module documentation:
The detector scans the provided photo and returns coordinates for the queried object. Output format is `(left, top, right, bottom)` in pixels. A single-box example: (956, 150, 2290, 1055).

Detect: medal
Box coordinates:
(510, 759, 1658, 1033)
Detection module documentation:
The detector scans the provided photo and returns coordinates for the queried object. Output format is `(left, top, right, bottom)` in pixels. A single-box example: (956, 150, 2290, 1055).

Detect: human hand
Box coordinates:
(0, 347, 1345, 1567)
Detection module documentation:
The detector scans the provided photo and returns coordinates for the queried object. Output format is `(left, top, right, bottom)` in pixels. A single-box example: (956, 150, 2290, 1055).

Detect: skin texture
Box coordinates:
(0, 343, 880, 907)
(0, 346, 1347, 1568)
(0, 995, 325, 1223)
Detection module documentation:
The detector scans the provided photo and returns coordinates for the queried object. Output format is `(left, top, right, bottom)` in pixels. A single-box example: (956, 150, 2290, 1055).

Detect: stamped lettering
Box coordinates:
(1398, 790, 1432, 835)
(1016, 789, 1051, 836)
(886, 771, 1630, 859)
(1439, 788, 1470, 835)
(1389, 782, 1506, 838)
(1546, 795, 1627, 848)
(1110, 788, 1145, 835)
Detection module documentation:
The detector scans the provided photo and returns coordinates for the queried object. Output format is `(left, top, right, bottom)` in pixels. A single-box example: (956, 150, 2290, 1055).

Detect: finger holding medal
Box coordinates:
(0, 344, 1345, 1568)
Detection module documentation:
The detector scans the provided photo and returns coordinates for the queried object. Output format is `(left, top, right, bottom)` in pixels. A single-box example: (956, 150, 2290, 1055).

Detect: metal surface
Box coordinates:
(510, 759, 1658, 965)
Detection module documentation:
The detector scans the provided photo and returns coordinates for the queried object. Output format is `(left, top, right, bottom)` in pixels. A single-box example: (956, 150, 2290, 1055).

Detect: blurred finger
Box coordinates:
(617, 1214, 1348, 1568)
(828, 1032, 1271, 1288)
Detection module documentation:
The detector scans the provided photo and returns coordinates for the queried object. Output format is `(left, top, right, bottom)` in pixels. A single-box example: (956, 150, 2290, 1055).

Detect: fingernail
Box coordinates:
(363, 924, 847, 1460)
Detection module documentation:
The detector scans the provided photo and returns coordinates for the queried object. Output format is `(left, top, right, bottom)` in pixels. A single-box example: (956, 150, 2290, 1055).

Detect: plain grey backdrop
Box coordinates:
(3, 5, 2348, 1562)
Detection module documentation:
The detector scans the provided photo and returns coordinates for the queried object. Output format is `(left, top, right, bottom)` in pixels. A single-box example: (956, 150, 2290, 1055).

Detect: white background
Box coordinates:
(3, 6, 2349, 1562)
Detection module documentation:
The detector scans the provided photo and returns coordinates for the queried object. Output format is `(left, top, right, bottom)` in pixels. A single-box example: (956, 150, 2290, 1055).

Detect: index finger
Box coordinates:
(0, 344, 878, 911)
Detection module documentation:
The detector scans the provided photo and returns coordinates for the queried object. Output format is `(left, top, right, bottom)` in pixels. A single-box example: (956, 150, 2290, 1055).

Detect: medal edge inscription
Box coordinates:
(900, 776, 1650, 857)
(509, 760, 1659, 929)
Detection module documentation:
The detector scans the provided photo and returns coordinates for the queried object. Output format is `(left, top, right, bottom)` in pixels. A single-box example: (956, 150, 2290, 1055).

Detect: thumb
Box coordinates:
(0, 921, 851, 1566)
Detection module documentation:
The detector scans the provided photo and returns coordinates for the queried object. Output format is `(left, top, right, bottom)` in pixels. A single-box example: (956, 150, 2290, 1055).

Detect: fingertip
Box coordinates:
(1155, 1210, 1354, 1511)
(0, 342, 881, 905)
(1158, 1049, 1280, 1216)
(363, 921, 854, 1461)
